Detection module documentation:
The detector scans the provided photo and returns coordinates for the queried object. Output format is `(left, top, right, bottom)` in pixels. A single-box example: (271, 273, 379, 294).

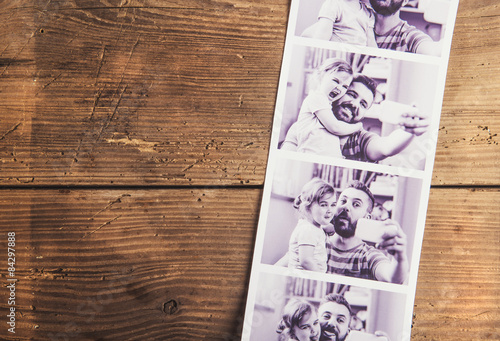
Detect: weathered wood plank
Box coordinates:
(4, 0, 288, 186)
(0, 3, 37, 184)
(434, 0, 500, 185)
(0, 187, 498, 339)
(414, 187, 500, 340)
(0, 188, 261, 339)
(0, 0, 498, 186)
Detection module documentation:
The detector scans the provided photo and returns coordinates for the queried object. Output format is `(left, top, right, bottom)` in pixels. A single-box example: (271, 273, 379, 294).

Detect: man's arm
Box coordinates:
(365, 129, 415, 161)
(415, 39, 442, 56)
(374, 220, 409, 284)
(406, 24, 442, 56)
(365, 113, 429, 161)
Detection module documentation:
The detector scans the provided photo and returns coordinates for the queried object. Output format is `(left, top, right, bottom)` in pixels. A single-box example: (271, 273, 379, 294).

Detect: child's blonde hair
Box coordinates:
(276, 299, 316, 341)
(309, 57, 353, 91)
(293, 178, 335, 219)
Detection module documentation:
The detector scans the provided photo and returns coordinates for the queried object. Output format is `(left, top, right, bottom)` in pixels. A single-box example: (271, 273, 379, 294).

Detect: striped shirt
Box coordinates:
(341, 129, 377, 162)
(326, 241, 389, 280)
(375, 20, 433, 53)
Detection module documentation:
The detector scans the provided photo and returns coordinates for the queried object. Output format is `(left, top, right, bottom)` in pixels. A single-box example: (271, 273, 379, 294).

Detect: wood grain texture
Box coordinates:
(0, 188, 261, 339)
(0, 188, 498, 340)
(0, 0, 499, 340)
(2, 0, 288, 186)
(0, 0, 497, 186)
(0, 3, 37, 184)
(414, 187, 500, 340)
(434, 0, 500, 185)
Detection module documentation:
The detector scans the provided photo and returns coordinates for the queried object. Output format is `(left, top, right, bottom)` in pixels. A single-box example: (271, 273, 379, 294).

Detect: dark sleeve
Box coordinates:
(342, 130, 378, 162)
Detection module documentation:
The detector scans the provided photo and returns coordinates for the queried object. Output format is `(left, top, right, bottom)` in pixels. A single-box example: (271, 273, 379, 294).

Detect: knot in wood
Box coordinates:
(163, 299, 178, 315)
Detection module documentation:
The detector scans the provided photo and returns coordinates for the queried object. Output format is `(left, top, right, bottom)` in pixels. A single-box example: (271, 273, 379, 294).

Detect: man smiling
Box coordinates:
(282, 72, 429, 163)
(333, 74, 429, 163)
(318, 294, 390, 341)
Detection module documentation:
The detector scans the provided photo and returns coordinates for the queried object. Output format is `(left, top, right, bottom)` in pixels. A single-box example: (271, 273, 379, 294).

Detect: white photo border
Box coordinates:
(242, 1, 460, 340)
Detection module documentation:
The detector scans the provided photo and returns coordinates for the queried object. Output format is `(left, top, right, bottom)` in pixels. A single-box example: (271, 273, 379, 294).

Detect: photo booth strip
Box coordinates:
(242, 1, 460, 340)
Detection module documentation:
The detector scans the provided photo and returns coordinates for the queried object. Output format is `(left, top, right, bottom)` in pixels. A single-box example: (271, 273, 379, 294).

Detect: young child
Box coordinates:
(280, 58, 362, 158)
(276, 299, 321, 341)
(288, 178, 336, 272)
(302, 0, 377, 47)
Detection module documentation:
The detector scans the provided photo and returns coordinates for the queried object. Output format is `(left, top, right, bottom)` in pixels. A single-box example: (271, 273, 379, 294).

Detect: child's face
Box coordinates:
(319, 71, 353, 103)
(309, 193, 336, 226)
(292, 310, 321, 341)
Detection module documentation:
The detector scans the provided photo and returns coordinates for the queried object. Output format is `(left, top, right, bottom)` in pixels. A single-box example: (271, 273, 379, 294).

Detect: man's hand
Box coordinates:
(365, 109, 429, 161)
(400, 112, 429, 136)
(373, 220, 409, 284)
(376, 220, 407, 259)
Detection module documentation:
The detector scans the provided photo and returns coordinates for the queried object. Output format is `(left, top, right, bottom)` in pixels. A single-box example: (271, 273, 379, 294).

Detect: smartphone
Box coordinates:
(377, 100, 419, 125)
(355, 218, 398, 244)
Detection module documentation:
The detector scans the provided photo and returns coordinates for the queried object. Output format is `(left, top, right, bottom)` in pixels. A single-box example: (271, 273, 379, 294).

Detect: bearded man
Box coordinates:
(275, 180, 410, 284)
(370, 0, 438, 55)
(303, 0, 439, 55)
(317, 294, 390, 341)
(325, 181, 409, 284)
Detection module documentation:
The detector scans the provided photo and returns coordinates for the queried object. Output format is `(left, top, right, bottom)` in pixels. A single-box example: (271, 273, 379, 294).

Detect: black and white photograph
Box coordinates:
(277, 44, 439, 170)
(247, 272, 408, 341)
(242, 0, 462, 339)
(293, 0, 454, 56)
(261, 158, 422, 284)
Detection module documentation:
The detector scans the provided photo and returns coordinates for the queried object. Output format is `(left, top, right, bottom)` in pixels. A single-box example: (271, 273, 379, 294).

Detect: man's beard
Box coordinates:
(369, 0, 405, 16)
(319, 326, 348, 341)
(332, 102, 356, 123)
(333, 210, 356, 238)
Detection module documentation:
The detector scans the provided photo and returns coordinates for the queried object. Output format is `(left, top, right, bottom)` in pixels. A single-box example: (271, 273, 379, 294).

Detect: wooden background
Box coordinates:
(0, 0, 498, 339)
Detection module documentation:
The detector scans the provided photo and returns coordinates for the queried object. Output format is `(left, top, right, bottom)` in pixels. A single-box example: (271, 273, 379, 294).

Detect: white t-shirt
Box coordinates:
(282, 91, 342, 157)
(288, 219, 328, 273)
(318, 0, 374, 46)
